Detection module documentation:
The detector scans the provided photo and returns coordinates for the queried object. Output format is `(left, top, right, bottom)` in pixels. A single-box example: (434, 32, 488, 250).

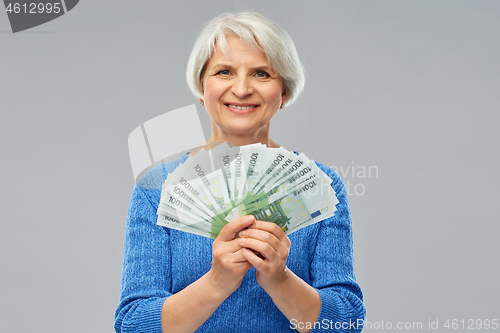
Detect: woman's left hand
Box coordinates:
(238, 220, 291, 291)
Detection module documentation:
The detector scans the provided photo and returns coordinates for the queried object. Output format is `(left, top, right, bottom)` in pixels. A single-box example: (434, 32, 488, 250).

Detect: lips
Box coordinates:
(224, 103, 259, 114)
(227, 104, 257, 109)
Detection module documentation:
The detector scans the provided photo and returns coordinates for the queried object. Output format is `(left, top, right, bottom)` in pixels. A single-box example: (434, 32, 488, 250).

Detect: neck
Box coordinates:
(207, 122, 280, 148)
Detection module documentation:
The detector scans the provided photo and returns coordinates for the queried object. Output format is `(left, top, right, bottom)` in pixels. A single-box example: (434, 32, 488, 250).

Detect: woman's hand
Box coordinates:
(237, 221, 321, 333)
(207, 215, 255, 296)
(238, 220, 291, 291)
(160, 215, 256, 332)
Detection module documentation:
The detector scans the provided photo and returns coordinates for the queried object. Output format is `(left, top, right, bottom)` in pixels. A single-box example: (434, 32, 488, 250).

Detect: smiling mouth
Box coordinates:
(226, 104, 259, 110)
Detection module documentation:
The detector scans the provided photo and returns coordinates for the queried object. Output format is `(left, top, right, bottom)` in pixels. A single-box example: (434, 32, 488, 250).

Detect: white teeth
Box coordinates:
(227, 104, 257, 110)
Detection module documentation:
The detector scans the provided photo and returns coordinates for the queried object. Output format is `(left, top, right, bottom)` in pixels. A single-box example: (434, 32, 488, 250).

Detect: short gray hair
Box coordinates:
(186, 11, 305, 107)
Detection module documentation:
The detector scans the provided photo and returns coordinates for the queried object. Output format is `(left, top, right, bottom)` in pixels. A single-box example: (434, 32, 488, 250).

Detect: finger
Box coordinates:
(217, 215, 256, 242)
(238, 228, 281, 252)
(241, 247, 265, 269)
(248, 220, 290, 243)
(215, 238, 246, 254)
(232, 248, 253, 263)
(238, 237, 277, 261)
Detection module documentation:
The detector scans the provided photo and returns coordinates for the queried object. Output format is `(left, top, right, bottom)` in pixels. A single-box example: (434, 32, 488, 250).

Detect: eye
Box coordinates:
(217, 69, 231, 76)
(255, 71, 270, 78)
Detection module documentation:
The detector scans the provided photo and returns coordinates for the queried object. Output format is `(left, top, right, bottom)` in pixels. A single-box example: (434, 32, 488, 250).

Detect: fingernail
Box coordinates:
(238, 238, 246, 244)
(239, 230, 246, 236)
(247, 215, 255, 223)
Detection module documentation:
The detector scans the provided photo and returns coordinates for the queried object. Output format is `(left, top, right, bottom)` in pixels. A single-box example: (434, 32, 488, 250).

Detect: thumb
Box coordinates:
(217, 215, 255, 241)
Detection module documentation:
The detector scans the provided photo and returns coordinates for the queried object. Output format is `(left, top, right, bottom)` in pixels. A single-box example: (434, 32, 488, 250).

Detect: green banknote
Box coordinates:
(157, 143, 339, 239)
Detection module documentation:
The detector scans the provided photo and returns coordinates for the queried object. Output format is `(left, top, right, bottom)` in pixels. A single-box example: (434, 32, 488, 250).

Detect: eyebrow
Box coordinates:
(210, 63, 276, 73)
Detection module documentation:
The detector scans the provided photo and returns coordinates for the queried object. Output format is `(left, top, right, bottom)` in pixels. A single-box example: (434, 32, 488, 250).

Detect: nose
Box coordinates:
(231, 75, 253, 98)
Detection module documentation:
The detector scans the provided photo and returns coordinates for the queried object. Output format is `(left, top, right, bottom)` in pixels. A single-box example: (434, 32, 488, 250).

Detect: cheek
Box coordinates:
(202, 82, 223, 120)
(265, 85, 284, 103)
(203, 79, 225, 101)
(204, 88, 217, 102)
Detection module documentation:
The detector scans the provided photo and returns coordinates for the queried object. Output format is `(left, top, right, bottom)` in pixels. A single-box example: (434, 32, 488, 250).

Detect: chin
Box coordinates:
(226, 127, 261, 136)
(223, 122, 266, 135)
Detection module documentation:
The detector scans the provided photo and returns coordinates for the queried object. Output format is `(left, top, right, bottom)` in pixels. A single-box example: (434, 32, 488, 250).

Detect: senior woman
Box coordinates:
(115, 11, 365, 333)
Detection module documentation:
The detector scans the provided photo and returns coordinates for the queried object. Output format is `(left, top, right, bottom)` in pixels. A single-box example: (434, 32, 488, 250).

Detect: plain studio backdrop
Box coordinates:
(1, 1, 499, 332)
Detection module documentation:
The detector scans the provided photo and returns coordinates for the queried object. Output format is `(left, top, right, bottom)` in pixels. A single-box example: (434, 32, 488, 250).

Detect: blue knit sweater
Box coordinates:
(114, 153, 365, 332)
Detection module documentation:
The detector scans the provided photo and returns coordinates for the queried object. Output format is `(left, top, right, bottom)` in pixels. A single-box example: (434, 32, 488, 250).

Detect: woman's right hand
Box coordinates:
(160, 215, 256, 332)
(207, 215, 256, 295)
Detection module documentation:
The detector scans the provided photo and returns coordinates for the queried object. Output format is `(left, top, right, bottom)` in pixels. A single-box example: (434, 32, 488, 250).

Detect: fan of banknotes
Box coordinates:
(157, 142, 339, 239)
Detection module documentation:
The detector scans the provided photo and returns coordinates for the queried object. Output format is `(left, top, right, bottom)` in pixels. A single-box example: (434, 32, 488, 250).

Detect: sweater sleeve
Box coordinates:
(310, 165, 366, 333)
(114, 185, 171, 333)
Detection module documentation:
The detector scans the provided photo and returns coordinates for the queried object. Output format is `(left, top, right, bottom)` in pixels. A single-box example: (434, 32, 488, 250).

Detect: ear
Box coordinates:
(280, 89, 287, 108)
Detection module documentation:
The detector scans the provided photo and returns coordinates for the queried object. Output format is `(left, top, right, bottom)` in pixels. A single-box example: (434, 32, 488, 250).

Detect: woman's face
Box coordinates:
(202, 35, 286, 141)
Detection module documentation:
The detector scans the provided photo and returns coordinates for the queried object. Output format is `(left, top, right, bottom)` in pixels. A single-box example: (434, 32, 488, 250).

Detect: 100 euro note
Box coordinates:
(158, 145, 245, 238)
(224, 160, 339, 234)
(157, 151, 226, 238)
(157, 144, 340, 238)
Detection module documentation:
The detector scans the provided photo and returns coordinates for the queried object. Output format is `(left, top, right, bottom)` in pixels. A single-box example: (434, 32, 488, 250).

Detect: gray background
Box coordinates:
(1, 1, 499, 332)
